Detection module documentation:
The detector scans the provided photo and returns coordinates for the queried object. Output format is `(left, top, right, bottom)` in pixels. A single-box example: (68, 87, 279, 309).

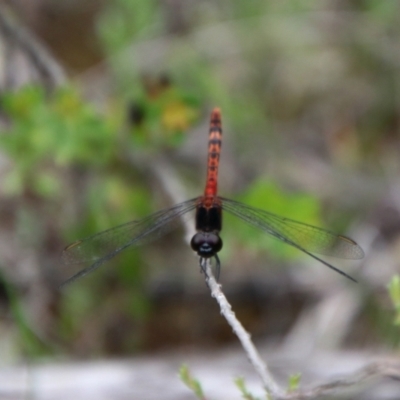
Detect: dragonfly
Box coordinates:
(61, 108, 364, 287)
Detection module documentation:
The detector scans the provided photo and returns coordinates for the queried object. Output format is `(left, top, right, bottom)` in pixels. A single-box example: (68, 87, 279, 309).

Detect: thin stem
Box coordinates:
(201, 259, 284, 399)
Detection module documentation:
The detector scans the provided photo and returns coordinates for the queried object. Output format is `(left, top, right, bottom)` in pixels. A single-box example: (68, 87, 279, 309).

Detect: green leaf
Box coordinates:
(288, 373, 301, 391)
(179, 364, 206, 400)
(234, 377, 261, 400)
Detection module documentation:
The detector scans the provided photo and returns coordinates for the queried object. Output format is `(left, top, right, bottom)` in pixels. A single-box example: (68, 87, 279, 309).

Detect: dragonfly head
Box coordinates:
(190, 232, 223, 258)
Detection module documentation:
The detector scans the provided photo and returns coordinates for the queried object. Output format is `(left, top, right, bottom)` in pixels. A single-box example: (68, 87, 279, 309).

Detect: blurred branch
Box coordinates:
(281, 288, 360, 355)
(0, 4, 65, 90)
(147, 156, 196, 244)
(286, 361, 400, 399)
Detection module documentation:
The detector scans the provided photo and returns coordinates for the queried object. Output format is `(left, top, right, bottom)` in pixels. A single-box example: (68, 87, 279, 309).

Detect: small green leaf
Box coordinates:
(388, 275, 400, 306)
(288, 373, 301, 391)
(179, 364, 205, 400)
(234, 377, 261, 400)
(388, 275, 400, 325)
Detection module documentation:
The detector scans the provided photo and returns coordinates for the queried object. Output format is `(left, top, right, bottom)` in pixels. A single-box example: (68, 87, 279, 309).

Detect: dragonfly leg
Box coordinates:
(199, 255, 221, 282)
(199, 257, 207, 275)
(214, 254, 221, 281)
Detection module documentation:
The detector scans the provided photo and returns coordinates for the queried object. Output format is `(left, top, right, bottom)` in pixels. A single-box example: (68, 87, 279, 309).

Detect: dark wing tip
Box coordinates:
(63, 240, 82, 252)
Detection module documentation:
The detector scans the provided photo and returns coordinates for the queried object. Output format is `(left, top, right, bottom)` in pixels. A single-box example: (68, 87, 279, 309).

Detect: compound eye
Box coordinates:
(190, 232, 223, 257)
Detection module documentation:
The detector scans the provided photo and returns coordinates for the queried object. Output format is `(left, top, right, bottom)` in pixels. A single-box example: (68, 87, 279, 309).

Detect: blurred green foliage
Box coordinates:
(388, 275, 400, 326)
(0, 270, 52, 357)
(0, 77, 201, 355)
(97, 0, 161, 52)
(0, 86, 116, 196)
(126, 75, 200, 148)
(224, 180, 322, 261)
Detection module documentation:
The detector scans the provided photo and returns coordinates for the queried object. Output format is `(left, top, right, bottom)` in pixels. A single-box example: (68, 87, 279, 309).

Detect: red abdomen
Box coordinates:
(204, 108, 222, 197)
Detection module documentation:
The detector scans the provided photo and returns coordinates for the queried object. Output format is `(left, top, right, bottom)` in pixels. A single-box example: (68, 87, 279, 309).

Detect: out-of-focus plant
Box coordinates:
(287, 373, 301, 392)
(224, 180, 322, 263)
(0, 80, 201, 355)
(97, 0, 161, 53)
(234, 377, 262, 400)
(0, 270, 52, 357)
(0, 85, 116, 197)
(125, 74, 200, 148)
(179, 364, 206, 400)
(388, 275, 400, 326)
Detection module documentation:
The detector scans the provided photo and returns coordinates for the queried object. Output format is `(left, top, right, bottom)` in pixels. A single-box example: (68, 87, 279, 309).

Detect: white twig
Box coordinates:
(202, 259, 400, 400)
(202, 259, 284, 399)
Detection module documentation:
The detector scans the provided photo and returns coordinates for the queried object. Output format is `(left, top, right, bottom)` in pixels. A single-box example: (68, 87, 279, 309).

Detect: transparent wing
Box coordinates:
(60, 197, 199, 286)
(220, 197, 364, 259)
